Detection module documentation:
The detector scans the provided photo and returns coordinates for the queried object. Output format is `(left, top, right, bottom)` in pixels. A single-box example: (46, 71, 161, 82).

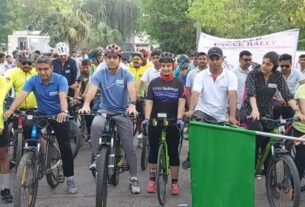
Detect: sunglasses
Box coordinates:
(242, 58, 252, 62)
(21, 61, 32, 66)
(280, 65, 290, 68)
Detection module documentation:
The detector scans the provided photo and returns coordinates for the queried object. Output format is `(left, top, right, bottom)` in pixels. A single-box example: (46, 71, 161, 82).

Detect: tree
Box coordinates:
(188, 0, 305, 49)
(141, 0, 196, 54)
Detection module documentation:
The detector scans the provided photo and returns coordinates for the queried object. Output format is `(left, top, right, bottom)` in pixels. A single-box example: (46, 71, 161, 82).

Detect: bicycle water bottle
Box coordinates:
(31, 125, 39, 139)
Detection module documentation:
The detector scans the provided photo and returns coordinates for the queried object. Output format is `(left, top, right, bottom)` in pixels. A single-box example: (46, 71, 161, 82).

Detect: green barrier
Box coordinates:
(189, 122, 256, 207)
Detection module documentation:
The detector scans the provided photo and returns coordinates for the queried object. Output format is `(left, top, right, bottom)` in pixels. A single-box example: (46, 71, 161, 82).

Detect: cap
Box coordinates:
(208, 47, 223, 57)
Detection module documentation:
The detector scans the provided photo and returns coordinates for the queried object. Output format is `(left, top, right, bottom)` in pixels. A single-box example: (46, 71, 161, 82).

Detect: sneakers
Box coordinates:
(0, 189, 13, 203)
(137, 133, 143, 139)
(67, 178, 78, 194)
(129, 177, 141, 194)
(182, 157, 190, 169)
(170, 183, 180, 195)
(89, 159, 96, 171)
(146, 180, 156, 193)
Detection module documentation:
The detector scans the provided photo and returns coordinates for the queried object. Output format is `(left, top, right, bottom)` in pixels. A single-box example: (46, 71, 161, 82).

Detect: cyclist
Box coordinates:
(273, 54, 305, 119)
(185, 52, 208, 106)
(129, 52, 146, 139)
(143, 52, 185, 195)
(79, 44, 141, 194)
(184, 47, 238, 168)
(187, 51, 199, 71)
(240, 51, 305, 169)
(4, 55, 78, 194)
(292, 83, 305, 180)
(139, 49, 162, 91)
(88, 47, 104, 76)
(174, 55, 190, 85)
(0, 76, 13, 203)
(232, 50, 252, 120)
(299, 54, 305, 77)
(52, 42, 78, 97)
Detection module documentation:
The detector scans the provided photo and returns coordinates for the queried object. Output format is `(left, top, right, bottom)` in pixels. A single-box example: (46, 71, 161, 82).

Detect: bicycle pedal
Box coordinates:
(56, 175, 65, 183)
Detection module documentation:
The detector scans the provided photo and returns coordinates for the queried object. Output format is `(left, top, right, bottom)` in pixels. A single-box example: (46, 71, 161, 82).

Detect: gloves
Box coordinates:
(142, 119, 149, 127)
(176, 119, 184, 129)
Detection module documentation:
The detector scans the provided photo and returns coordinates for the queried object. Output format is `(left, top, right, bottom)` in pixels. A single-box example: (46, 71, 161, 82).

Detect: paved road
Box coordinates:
(3, 138, 305, 207)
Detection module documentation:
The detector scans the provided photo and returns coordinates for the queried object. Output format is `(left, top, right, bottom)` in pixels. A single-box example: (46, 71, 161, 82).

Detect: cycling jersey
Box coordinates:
(6, 68, 37, 109)
(128, 65, 146, 82)
(142, 61, 153, 71)
(0, 76, 11, 129)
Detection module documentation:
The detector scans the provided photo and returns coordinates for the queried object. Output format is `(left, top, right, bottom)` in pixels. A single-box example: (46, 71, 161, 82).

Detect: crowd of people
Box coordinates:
(0, 41, 305, 205)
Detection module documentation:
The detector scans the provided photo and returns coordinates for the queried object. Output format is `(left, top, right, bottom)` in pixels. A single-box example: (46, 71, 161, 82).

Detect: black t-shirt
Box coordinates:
(146, 78, 185, 120)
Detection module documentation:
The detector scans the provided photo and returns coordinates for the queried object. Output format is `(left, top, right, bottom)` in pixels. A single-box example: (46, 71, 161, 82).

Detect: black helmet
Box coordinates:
(177, 54, 189, 64)
(88, 47, 104, 59)
(131, 52, 143, 59)
(159, 52, 175, 63)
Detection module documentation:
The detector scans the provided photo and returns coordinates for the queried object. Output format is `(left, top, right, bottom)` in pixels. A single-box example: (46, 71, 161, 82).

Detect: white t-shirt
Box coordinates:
(232, 67, 250, 109)
(193, 69, 238, 122)
(284, 69, 305, 94)
(0, 63, 6, 76)
(186, 67, 207, 88)
(141, 66, 160, 83)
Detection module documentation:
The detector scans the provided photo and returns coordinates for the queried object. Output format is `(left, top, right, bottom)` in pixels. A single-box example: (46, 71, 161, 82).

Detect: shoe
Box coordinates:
(67, 178, 78, 194)
(129, 177, 141, 194)
(146, 180, 156, 193)
(137, 133, 143, 139)
(170, 183, 180, 195)
(182, 158, 190, 169)
(0, 189, 13, 203)
(89, 159, 96, 171)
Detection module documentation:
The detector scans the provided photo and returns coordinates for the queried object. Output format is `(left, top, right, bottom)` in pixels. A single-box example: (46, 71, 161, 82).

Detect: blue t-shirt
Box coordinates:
(22, 73, 69, 115)
(174, 67, 189, 85)
(90, 68, 134, 113)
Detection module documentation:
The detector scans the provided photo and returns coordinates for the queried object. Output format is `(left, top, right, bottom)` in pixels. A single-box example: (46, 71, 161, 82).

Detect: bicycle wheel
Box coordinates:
(96, 146, 109, 207)
(110, 139, 121, 186)
(16, 132, 24, 167)
(156, 143, 168, 206)
(14, 152, 38, 207)
(69, 120, 81, 159)
(266, 154, 300, 207)
(141, 135, 148, 170)
(46, 137, 63, 188)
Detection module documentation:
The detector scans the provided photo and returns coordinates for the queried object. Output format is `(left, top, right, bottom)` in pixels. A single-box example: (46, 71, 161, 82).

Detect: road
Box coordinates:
(3, 138, 305, 207)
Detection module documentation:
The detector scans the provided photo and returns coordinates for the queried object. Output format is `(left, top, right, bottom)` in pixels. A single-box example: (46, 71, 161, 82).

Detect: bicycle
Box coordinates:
(14, 115, 65, 207)
(140, 125, 149, 171)
(8, 109, 36, 167)
(255, 117, 300, 207)
(95, 112, 131, 207)
(151, 114, 180, 206)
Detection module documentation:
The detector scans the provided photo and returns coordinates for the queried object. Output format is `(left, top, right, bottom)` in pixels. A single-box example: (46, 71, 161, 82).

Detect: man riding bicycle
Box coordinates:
(79, 44, 141, 194)
(4, 55, 78, 194)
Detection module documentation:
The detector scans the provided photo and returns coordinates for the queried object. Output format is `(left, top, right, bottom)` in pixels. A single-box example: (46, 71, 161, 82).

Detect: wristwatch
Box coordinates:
(61, 110, 69, 114)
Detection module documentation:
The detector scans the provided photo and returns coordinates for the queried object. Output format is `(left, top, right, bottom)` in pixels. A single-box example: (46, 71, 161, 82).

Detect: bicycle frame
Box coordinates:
(160, 129, 170, 177)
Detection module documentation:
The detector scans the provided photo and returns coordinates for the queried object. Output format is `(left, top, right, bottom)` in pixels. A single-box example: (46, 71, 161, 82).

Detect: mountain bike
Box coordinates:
(14, 115, 64, 207)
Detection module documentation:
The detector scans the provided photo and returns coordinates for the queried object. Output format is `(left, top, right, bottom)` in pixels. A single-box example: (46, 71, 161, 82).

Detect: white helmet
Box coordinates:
(55, 42, 69, 56)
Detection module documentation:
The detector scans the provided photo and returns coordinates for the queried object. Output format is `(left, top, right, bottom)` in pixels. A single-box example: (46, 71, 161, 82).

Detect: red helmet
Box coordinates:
(104, 44, 122, 57)
(139, 49, 149, 59)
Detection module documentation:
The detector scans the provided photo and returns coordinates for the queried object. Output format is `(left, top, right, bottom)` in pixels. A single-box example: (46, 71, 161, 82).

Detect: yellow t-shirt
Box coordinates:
(128, 65, 147, 97)
(142, 61, 153, 71)
(0, 76, 11, 129)
(293, 84, 305, 133)
(6, 68, 37, 109)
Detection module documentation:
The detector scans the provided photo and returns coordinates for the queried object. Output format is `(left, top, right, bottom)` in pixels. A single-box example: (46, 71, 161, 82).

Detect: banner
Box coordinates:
(189, 122, 255, 207)
(198, 29, 299, 70)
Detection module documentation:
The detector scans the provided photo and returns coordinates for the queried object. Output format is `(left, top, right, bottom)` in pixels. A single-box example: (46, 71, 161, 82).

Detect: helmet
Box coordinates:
(159, 52, 175, 63)
(151, 49, 162, 56)
(104, 44, 122, 57)
(30, 53, 40, 62)
(55, 42, 69, 56)
(177, 54, 189, 64)
(131, 52, 143, 59)
(16, 53, 31, 62)
(88, 47, 104, 59)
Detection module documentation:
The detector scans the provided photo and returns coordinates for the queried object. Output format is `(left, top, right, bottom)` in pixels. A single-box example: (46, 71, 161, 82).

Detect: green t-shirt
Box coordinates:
(293, 84, 305, 133)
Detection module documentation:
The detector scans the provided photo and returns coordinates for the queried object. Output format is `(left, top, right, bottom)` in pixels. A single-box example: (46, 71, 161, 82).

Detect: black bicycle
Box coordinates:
(95, 112, 131, 207)
(14, 115, 65, 207)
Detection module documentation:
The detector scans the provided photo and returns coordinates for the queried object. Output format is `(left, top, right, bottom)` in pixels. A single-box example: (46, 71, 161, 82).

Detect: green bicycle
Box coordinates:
(255, 117, 301, 207)
(152, 114, 180, 206)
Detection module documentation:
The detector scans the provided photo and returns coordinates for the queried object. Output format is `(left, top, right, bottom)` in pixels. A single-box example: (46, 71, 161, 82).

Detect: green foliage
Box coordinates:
(140, 0, 196, 54)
